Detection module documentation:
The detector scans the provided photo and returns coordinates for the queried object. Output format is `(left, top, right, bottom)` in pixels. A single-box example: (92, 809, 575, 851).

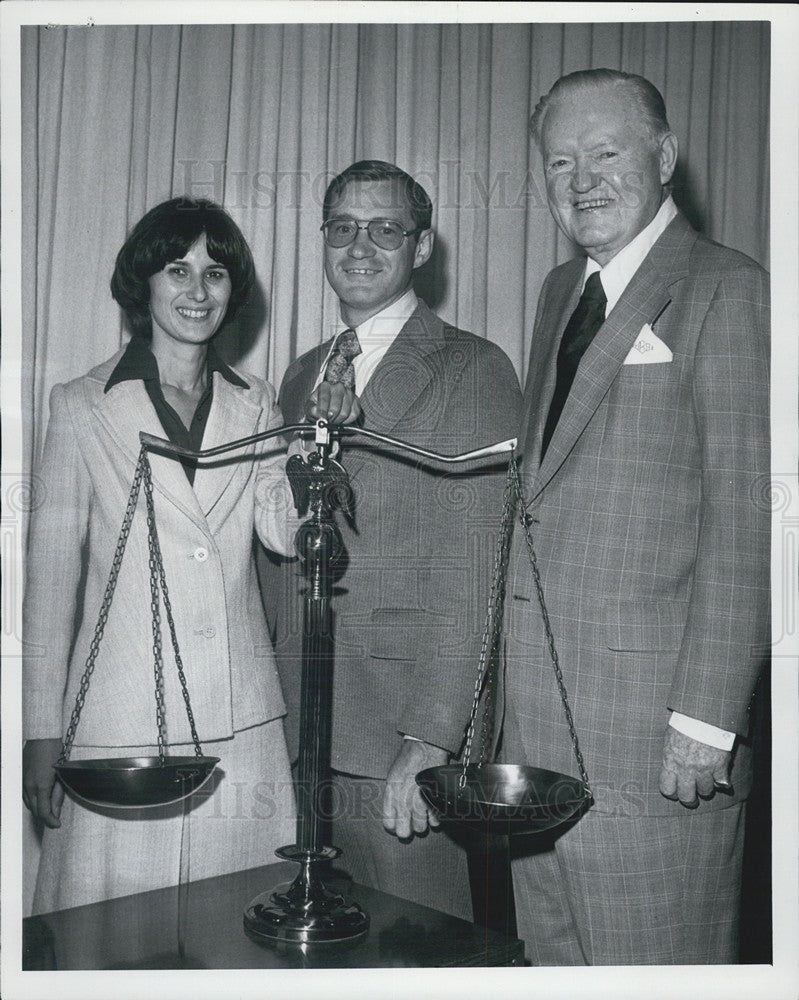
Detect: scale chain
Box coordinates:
(141, 455, 204, 759)
(143, 459, 169, 762)
(509, 459, 591, 794)
(459, 452, 517, 789)
(59, 450, 147, 763)
(59, 445, 206, 765)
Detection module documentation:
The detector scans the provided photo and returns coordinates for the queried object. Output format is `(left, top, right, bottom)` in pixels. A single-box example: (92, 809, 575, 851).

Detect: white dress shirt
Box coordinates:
(581, 195, 678, 306)
(581, 196, 734, 752)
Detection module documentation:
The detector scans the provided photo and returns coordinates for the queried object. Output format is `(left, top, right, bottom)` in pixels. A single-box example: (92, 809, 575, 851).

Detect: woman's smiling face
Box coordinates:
(148, 234, 232, 348)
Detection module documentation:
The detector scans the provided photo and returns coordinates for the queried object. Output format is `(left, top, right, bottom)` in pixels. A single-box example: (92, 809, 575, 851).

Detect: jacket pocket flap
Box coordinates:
(605, 599, 687, 652)
(367, 608, 453, 659)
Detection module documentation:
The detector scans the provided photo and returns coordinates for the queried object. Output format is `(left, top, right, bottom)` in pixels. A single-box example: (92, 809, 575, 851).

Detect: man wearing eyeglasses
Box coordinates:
(259, 160, 521, 919)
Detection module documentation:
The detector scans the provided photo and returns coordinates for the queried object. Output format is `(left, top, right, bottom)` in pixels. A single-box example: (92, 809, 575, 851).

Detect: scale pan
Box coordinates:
(55, 756, 220, 808)
(416, 763, 590, 831)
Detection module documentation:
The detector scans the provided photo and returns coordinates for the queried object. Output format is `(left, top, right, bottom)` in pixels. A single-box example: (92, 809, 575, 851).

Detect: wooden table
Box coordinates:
(23, 861, 524, 969)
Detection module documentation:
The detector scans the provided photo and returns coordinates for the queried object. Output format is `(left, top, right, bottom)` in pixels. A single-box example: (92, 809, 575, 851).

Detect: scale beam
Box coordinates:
(140, 425, 517, 465)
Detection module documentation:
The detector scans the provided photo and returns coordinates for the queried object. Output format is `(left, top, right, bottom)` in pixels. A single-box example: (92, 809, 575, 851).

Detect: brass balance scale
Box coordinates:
(55, 418, 591, 947)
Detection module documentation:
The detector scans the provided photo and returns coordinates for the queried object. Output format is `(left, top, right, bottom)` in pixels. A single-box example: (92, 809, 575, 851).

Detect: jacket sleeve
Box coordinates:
(667, 265, 770, 734)
(252, 378, 303, 557)
(23, 384, 91, 740)
(397, 340, 523, 754)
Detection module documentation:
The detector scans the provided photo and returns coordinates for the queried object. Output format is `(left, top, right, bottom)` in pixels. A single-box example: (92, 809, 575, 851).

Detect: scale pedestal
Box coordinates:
(243, 440, 368, 946)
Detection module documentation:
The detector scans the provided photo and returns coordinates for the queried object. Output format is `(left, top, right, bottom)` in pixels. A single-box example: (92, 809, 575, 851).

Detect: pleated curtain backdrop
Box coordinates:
(21, 20, 770, 486)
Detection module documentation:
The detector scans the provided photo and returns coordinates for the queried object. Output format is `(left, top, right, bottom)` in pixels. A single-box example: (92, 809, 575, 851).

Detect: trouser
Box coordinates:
(510, 802, 745, 965)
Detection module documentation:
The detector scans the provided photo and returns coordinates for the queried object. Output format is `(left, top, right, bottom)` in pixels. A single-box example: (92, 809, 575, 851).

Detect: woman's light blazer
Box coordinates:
(23, 349, 298, 748)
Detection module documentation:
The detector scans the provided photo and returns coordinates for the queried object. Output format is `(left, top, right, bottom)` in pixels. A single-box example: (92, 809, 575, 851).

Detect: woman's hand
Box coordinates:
(23, 738, 64, 828)
(304, 382, 362, 425)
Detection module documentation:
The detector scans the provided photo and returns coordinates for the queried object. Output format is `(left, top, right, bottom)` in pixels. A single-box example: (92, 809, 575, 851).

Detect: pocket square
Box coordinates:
(623, 324, 673, 364)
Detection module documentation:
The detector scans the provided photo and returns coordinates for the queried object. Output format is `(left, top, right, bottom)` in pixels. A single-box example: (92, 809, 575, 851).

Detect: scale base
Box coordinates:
(243, 845, 369, 946)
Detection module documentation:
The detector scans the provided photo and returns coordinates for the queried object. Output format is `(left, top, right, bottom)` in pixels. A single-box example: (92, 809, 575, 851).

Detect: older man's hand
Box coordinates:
(658, 725, 732, 808)
(304, 381, 361, 425)
(382, 738, 447, 839)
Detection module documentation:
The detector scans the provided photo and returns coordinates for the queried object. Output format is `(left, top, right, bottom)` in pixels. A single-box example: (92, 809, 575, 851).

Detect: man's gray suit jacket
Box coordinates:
(502, 212, 770, 817)
(260, 299, 522, 779)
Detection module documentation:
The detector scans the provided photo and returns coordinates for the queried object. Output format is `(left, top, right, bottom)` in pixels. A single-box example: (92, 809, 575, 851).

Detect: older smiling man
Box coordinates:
(502, 69, 770, 965)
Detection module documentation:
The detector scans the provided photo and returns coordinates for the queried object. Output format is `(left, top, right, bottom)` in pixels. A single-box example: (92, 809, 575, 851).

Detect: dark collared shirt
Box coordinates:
(105, 338, 249, 485)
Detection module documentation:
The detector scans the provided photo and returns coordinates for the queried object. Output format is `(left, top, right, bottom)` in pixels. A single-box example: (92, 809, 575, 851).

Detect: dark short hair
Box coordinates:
(110, 197, 255, 338)
(322, 160, 433, 233)
(530, 69, 672, 149)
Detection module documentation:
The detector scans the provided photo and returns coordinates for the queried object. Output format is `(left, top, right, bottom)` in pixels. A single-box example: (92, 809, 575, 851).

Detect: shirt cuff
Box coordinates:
(669, 712, 736, 751)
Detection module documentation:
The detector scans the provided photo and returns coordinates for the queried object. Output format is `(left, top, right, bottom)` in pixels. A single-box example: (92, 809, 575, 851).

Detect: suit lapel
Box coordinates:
(518, 262, 583, 475)
(93, 371, 265, 530)
(92, 380, 206, 526)
(358, 301, 444, 434)
(343, 302, 445, 483)
(192, 372, 264, 521)
(531, 214, 695, 499)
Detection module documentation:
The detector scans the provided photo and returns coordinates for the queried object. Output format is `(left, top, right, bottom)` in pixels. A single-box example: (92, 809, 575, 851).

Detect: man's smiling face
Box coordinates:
(323, 178, 432, 327)
(541, 84, 677, 265)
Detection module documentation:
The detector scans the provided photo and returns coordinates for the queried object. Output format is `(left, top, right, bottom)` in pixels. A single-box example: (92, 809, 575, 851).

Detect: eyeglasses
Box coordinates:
(320, 218, 423, 251)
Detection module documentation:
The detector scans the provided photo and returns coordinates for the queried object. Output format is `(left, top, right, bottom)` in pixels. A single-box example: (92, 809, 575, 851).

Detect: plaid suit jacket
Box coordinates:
(260, 300, 522, 778)
(502, 213, 770, 816)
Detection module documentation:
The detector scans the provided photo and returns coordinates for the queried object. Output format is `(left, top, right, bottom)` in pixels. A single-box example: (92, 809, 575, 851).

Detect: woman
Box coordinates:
(22, 197, 352, 914)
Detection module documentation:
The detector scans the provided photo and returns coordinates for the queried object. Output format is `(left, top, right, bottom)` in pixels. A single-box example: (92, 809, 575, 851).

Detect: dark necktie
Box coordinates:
(540, 271, 607, 459)
(323, 327, 362, 390)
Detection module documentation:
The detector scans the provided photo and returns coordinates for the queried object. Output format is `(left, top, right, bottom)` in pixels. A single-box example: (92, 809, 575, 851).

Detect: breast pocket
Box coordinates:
(613, 360, 678, 399)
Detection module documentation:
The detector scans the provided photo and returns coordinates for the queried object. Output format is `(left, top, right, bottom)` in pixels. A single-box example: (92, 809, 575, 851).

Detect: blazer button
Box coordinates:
(204, 625, 216, 639)
(521, 512, 538, 527)
(193, 547, 209, 562)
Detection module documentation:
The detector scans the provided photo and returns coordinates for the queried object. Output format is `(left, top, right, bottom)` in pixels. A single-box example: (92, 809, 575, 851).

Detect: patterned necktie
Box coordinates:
(323, 328, 362, 390)
(540, 271, 607, 459)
